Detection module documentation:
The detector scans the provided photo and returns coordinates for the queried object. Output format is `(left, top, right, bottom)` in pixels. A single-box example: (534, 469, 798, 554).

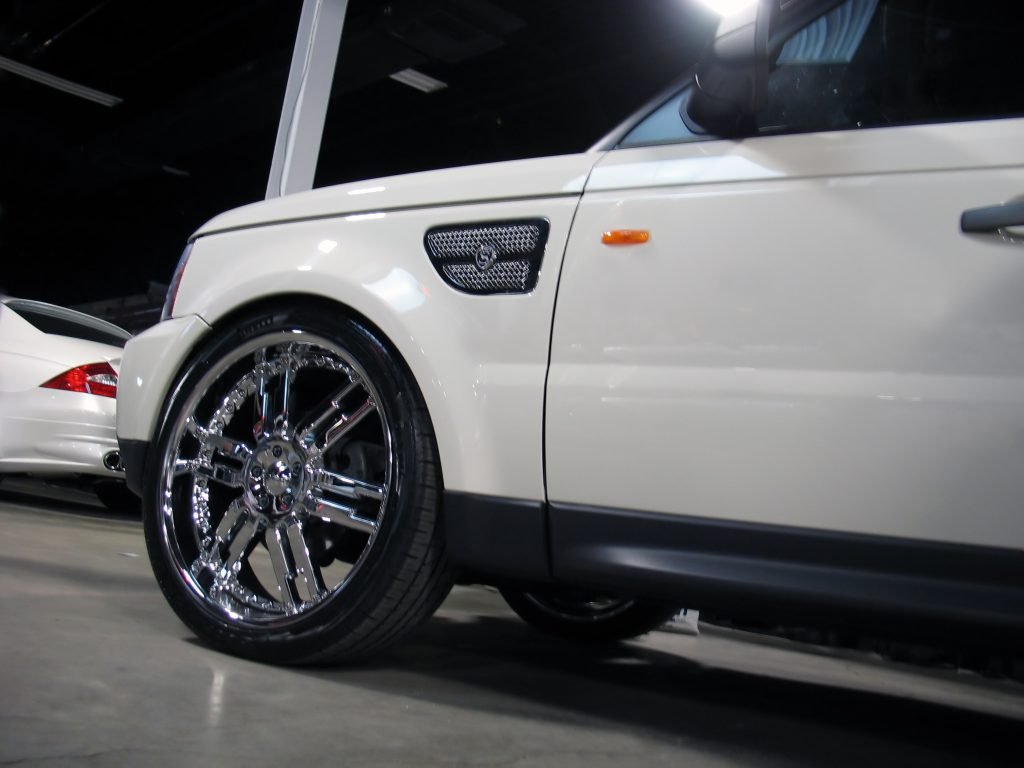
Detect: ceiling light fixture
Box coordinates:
(389, 68, 447, 94)
(0, 54, 122, 107)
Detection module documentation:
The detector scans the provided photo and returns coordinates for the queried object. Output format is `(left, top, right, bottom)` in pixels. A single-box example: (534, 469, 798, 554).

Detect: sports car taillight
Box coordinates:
(40, 362, 118, 399)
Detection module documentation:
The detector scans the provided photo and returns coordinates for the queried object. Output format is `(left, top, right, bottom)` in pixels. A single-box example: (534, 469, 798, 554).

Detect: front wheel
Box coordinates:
(500, 587, 676, 643)
(144, 304, 453, 664)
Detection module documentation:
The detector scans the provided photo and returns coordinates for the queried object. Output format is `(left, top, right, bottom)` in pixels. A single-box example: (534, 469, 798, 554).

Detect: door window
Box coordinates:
(759, 0, 1024, 134)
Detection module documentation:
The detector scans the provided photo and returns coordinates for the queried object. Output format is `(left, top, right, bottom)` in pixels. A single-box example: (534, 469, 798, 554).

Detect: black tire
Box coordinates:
(143, 303, 453, 664)
(500, 587, 676, 643)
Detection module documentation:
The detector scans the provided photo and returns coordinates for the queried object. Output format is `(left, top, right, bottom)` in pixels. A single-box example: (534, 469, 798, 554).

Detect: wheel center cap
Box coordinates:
(264, 461, 292, 495)
(243, 438, 309, 515)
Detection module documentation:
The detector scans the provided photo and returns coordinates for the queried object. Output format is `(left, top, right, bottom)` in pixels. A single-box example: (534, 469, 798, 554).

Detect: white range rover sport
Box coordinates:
(117, 0, 1024, 664)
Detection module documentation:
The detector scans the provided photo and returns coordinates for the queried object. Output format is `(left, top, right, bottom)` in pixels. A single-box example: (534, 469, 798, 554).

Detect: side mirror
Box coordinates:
(683, 2, 770, 137)
(683, 0, 847, 136)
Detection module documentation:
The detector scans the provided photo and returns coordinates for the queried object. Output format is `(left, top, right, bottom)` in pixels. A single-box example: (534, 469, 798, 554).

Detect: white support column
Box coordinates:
(266, 0, 349, 199)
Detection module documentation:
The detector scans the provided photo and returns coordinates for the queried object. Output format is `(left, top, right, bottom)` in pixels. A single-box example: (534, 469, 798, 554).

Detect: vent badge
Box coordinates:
(475, 242, 499, 273)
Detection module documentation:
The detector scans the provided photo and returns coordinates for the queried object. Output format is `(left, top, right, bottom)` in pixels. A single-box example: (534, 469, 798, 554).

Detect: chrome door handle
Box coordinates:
(961, 200, 1024, 234)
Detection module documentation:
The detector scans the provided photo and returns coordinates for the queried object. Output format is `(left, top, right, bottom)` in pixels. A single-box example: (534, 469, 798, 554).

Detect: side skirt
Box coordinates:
(443, 492, 550, 582)
(443, 491, 1024, 643)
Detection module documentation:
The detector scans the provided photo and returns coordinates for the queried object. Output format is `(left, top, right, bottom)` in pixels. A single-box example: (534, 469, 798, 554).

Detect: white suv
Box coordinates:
(116, 0, 1024, 663)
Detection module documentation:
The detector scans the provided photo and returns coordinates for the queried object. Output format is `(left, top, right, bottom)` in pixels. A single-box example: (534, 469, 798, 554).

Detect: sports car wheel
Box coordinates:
(94, 480, 141, 515)
(144, 304, 453, 664)
(500, 587, 676, 643)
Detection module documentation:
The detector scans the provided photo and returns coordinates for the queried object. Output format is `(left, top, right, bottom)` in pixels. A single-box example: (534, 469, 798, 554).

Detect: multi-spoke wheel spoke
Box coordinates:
(298, 382, 359, 445)
(212, 435, 253, 460)
(314, 468, 385, 502)
(175, 458, 244, 488)
(266, 523, 303, 608)
(257, 349, 296, 437)
(265, 521, 327, 607)
(310, 494, 378, 534)
(215, 500, 248, 543)
(296, 382, 360, 444)
(323, 398, 376, 452)
(222, 512, 261, 572)
(163, 334, 393, 626)
(285, 521, 326, 602)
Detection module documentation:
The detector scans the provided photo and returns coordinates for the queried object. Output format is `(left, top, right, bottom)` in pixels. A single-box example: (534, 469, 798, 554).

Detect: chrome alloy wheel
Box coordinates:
(158, 331, 393, 627)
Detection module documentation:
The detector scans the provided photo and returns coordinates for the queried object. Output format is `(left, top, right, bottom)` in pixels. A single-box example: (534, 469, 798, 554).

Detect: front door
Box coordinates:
(546, 0, 1024, 550)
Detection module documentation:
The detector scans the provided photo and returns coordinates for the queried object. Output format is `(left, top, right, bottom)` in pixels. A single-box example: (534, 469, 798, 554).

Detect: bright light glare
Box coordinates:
(347, 185, 386, 196)
(365, 268, 425, 313)
(695, 0, 758, 17)
(317, 240, 338, 254)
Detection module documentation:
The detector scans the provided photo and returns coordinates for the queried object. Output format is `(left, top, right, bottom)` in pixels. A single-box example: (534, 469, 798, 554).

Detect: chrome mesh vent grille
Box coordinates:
(443, 261, 531, 292)
(424, 219, 550, 295)
(426, 225, 541, 260)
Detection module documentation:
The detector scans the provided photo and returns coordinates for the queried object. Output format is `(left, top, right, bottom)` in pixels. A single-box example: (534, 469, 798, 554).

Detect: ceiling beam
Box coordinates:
(266, 0, 349, 199)
(0, 54, 122, 107)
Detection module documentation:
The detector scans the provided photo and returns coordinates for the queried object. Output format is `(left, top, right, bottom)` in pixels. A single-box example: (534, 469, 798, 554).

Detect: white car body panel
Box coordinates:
(118, 154, 599, 498)
(0, 303, 124, 476)
(193, 153, 596, 238)
(547, 118, 1024, 550)
(115, 314, 212, 441)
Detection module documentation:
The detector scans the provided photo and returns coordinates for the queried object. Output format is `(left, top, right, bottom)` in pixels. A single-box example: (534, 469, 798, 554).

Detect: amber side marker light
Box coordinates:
(602, 229, 650, 245)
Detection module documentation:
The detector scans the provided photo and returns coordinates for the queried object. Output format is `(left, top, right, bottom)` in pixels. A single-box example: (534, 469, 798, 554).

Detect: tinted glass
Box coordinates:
(760, 0, 1024, 134)
(619, 88, 706, 148)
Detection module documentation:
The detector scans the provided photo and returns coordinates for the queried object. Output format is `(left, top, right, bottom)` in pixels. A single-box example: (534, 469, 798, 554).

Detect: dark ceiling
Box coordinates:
(0, 0, 715, 309)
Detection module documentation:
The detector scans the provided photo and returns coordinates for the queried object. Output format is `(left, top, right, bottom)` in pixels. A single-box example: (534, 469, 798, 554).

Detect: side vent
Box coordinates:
(424, 219, 550, 295)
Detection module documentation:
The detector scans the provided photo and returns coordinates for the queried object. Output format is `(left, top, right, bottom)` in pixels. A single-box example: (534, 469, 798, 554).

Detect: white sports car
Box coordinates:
(116, 0, 1024, 663)
(0, 298, 131, 499)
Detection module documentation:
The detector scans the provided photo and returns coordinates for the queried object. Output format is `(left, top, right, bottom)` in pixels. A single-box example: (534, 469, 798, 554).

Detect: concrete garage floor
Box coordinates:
(1, 494, 1022, 768)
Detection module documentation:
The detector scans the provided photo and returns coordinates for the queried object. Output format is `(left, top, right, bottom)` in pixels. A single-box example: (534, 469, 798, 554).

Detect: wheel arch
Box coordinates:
(198, 291, 449, 494)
